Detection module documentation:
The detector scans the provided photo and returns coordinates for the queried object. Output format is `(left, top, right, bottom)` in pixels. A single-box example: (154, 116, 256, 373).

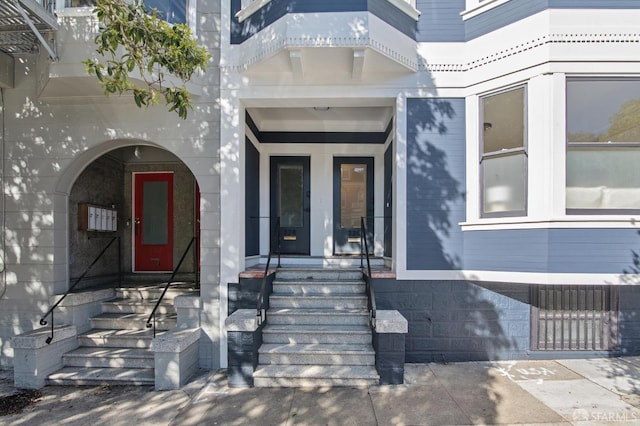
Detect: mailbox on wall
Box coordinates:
(78, 203, 117, 232)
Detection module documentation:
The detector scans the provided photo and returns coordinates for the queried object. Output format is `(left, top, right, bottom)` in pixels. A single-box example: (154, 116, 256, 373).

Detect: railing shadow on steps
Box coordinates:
(360, 217, 377, 330)
(40, 236, 121, 344)
(146, 236, 198, 337)
(257, 217, 281, 326)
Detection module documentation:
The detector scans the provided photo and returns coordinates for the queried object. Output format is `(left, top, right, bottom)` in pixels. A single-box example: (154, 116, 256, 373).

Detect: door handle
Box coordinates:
(135, 217, 141, 236)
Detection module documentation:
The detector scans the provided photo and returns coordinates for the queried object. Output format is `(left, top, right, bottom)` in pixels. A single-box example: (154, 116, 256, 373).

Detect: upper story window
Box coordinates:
(463, 0, 512, 19)
(236, 0, 419, 23)
(480, 86, 528, 217)
(65, 0, 94, 6)
(566, 78, 640, 213)
(64, 0, 187, 24)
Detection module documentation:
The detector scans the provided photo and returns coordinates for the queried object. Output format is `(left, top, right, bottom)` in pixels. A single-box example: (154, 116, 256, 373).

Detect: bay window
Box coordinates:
(566, 79, 640, 213)
(65, 0, 187, 24)
(480, 86, 528, 217)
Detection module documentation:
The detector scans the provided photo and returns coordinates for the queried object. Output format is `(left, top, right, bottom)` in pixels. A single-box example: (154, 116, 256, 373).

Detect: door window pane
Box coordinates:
(278, 165, 303, 227)
(143, 181, 169, 244)
(340, 164, 367, 228)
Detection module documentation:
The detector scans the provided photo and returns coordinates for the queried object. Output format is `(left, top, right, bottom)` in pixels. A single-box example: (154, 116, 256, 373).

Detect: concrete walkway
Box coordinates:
(2, 358, 640, 425)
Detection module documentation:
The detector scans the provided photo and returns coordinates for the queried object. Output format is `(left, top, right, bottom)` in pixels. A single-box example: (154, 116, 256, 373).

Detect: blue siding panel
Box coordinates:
(465, 0, 548, 41)
(466, 0, 640, 41)
(463, 228, 640, 274)
(551, 0, 640, 8)
(406, 98, 466, 270)
(548, 229, 640, 274)
(464, 230, 550, 273)
(416, 0, 465, 42)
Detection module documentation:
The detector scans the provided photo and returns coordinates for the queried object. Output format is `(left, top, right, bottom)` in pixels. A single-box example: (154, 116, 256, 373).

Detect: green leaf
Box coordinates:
(85, 0, 211, 119)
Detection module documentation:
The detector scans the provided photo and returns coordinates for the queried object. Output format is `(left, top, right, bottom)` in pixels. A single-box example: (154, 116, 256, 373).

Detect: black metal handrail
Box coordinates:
(256, 217, 280, 326)
(146, 236, 197, 337)
(40, 236, 120, 344)
(360, 217, 377, 330)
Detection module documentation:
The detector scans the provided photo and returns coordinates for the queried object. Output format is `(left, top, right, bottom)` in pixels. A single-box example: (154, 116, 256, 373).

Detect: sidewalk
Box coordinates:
(2, 358, 640, 425)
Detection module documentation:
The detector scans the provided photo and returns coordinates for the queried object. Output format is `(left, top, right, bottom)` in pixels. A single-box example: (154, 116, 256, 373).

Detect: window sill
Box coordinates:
(461, 0, 512, 21)
(460, 216, 640, 231)
(55, 7, 94, 17)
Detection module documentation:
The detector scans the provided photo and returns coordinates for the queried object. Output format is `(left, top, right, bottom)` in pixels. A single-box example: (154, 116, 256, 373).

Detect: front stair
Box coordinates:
(47, 284, 194, 386)
(254, 268, 380, 387)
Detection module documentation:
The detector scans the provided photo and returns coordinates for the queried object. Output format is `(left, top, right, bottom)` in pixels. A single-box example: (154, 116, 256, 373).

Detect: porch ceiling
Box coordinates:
(0, 0, 58, 56)
(247, 106, 394, 133)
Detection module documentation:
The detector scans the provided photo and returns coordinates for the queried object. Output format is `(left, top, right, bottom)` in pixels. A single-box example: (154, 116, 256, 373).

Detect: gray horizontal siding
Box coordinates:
(466, 0, 640, 40)
(416, 0, 465, 42)
(406, 98, 466, 271)
(464, 228, 640, 274)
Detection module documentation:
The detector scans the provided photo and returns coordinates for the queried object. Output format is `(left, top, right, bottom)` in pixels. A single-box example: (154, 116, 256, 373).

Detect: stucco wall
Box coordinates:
(0, 0, 222, 368)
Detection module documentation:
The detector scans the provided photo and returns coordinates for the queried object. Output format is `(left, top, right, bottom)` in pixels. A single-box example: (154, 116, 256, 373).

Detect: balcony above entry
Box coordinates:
(228, 0, 420, 78)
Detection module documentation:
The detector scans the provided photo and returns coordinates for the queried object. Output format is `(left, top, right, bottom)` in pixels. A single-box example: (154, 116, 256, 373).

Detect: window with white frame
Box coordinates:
(566, 79, 640, 213)
(64, 0, 94, 6)
(480, 86, 528, 217)
(64, 0, 188, 24)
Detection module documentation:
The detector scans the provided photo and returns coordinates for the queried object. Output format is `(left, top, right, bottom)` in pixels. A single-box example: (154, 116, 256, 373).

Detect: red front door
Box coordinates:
(134, 172, 174, 272)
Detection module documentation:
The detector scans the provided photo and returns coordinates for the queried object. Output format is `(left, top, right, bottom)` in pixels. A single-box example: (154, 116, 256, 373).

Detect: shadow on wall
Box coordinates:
(406, 98, 463, 270)
(620, 231, 640, 357)
(377, 97, 527, 371)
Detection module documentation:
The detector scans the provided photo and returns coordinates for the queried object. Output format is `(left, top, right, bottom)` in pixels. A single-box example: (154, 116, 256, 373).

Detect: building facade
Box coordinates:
(1, 0, 640, 382)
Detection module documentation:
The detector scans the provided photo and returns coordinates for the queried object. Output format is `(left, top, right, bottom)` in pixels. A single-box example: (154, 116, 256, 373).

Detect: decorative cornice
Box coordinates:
(222, 32, 640, 73)
(418, 32, 640, 73)
(224, 35, 419, 72)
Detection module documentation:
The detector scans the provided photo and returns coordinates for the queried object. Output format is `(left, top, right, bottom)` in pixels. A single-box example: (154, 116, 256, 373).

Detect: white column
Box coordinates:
(527, 73, 566, 220)
(219, 93, 244, 368)
(394, 94, 407, 274)
(465, 94, 480, 223)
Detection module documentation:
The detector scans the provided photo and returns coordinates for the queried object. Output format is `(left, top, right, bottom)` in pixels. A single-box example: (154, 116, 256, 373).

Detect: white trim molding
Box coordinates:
(398, 270, 640, 286)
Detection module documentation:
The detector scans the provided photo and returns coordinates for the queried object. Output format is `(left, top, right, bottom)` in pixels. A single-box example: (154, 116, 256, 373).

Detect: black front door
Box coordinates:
(270, 156, 311, 255)
(333, 157, 374, 254)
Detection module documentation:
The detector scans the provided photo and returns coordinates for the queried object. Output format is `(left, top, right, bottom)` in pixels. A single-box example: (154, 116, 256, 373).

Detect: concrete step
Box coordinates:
(276, 269, 363, 281)
(269, 294, 368, 309)
(91, 313, 176, 330)
(258, 343, 375, 365)
(273, 280, 365, 295)
(101, 299, 175, 315)
(253, 365, 379, 387)
(47, 366, 155, 386)
(114, 284, 196, 301)
(267, 309, 369, 326)
(78, 329, 155, 349)
(262, 324, 372, 344)
(62, 347, 154, 369)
